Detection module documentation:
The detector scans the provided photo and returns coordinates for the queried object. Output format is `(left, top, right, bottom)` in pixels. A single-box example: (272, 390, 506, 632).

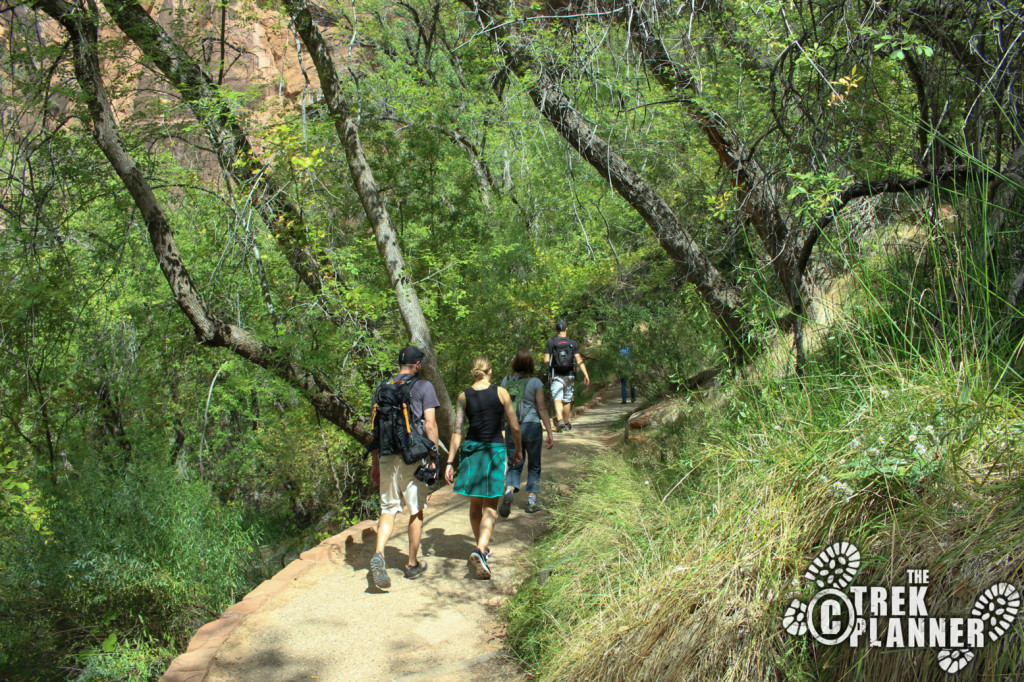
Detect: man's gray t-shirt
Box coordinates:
(501, 374, 544, 424)
(391, 373, 440, 436)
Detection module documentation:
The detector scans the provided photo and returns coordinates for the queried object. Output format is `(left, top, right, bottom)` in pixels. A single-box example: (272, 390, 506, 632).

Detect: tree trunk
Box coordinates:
(97, 378, 133, 461)
(283, 0, 456, 441)
(529, 72, 749, 361)
(622, 2, 805, 297)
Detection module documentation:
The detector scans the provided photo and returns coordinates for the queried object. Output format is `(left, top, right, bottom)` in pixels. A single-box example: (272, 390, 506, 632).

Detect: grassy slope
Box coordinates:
(505, 222, 1024, 681)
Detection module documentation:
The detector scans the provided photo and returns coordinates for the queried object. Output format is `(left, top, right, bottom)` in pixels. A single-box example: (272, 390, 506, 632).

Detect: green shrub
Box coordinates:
(0, 462, 259, 679)
(75, 638, 172, 682)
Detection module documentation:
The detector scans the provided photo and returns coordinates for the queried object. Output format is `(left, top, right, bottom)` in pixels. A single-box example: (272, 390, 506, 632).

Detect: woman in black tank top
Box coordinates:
(465, 384, 504, 443)
(445, 355, 523, 579)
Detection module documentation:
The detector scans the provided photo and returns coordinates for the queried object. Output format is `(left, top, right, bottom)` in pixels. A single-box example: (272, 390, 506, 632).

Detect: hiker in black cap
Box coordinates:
(544, 320, 590, 432)
(368, 345, 440, 589)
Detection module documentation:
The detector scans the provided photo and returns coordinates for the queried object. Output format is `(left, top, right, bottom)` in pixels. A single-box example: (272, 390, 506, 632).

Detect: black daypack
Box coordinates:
(370, 376, 436, 465)
(551, 339, 575, 375)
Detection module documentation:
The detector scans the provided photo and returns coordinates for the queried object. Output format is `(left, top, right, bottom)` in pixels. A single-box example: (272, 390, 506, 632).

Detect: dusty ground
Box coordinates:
(203, 386, 636, 681)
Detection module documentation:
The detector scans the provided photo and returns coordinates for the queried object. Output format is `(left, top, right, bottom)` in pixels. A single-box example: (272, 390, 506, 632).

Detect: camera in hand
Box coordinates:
(413, 445, 442, 486)
(414, 460, 438, 485)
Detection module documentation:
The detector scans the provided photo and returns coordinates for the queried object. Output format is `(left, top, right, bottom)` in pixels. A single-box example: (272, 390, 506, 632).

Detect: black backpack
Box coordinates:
(551, 339, 575, 375)
(370, 376, 435, 465)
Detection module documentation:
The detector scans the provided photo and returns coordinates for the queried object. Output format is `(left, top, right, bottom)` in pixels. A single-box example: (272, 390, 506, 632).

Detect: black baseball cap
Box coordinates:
(398, 345, 425, 365)
(556, 320, 568, 331)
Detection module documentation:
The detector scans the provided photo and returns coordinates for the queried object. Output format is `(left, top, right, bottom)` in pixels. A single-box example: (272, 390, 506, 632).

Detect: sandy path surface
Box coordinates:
(201, 386, 635, 682)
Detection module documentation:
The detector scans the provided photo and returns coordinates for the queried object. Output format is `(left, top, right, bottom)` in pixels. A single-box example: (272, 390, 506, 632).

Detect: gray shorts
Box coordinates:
(379, 455, 428, 515)
(550, 374, 575, 402)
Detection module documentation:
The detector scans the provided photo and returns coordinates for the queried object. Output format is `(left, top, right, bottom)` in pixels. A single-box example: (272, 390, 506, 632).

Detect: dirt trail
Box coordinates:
(167, 386, 635, 682)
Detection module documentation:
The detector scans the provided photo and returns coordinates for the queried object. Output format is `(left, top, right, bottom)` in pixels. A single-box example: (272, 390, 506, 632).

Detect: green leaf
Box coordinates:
(101, 633, 117, 653)
(892, 49, 905, 60)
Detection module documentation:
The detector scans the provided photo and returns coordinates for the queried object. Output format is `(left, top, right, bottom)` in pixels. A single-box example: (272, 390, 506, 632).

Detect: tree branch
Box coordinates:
(797, 167, 970, 274)
(460, 0, 752, 362)
(30, 0, 372, 445)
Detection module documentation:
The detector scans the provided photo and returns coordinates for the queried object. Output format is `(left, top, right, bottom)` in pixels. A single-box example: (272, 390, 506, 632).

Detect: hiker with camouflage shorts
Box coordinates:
(499, 350, 554, 516)
(543, 320, 590, 433)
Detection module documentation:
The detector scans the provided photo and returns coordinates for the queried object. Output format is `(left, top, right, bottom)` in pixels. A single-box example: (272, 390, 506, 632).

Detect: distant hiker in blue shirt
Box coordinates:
(445, 356, 523, 579)
(618, 346, 637, 404)
(498, 350, 555, 517)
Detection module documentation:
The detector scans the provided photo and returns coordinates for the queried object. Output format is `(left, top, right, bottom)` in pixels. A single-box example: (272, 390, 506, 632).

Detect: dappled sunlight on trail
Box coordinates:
(164, 386, 636, 682)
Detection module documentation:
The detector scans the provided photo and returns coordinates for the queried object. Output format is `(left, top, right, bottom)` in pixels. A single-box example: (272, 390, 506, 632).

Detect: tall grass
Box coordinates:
(505, 183, 1024, 680)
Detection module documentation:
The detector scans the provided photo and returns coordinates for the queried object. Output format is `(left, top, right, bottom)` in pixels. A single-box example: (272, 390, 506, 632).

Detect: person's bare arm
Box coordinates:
(423, 406, 439, 446)
(498, 386, 523, 463)
(574, 352, 591, 387)
(445, 393, 466, 484)
(535, 387, 554, 449)
(421, 406, 440, 474)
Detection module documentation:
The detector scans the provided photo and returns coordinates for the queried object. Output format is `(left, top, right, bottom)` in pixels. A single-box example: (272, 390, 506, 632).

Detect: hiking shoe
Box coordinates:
(555, 420, 565, 433)
(404, 560, 428, 580)
(370, 552, 391, 589)
(564, 422, 573, 431)
(526, 499, 544, 513)
(498, 490, 514, 518)
(469, 549, 491, 579)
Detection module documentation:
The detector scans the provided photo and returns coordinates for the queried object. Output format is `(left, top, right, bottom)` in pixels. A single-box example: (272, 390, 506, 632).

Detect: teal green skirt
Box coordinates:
(454, 440, 505, 498)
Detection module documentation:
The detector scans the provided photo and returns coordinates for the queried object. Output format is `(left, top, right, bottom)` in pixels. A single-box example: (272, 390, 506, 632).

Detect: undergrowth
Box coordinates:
(0, 462, 260, 680)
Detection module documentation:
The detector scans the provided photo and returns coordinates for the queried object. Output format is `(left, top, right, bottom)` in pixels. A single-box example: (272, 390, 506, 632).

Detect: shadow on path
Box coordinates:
(201, 386, 635, 682)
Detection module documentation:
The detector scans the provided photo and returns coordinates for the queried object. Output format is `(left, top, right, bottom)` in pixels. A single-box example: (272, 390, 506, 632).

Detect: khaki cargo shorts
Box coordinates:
(379, 454, 428, 515)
